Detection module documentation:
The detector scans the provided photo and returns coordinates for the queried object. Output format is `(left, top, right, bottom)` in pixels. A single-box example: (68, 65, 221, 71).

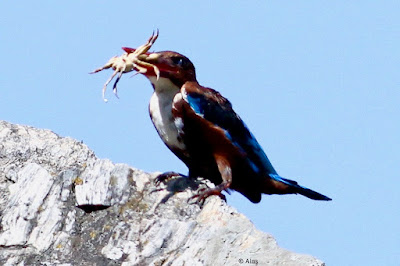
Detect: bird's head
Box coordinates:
(124, 48, 197, 88)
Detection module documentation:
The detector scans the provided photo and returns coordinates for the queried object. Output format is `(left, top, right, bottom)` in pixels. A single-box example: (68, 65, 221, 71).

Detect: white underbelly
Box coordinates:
(149, 91, 186, 151)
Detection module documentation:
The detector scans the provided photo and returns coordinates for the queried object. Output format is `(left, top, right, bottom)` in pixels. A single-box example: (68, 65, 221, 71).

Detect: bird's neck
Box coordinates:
(147, 76, 187, 152)
(148, 76, 181, 94)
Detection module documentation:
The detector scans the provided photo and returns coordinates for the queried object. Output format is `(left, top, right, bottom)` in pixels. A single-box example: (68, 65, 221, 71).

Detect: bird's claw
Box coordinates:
(90, 30, 160, 102)
(154, 171, 182, 186)
(188, 186, 227, 205)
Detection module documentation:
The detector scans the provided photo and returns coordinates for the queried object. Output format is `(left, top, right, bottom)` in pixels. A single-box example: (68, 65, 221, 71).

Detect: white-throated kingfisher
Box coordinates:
(92, 33, 332, 203)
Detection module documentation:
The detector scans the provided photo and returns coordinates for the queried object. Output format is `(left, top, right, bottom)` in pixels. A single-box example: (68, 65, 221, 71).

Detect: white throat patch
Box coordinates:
(148, 77, 186, 150)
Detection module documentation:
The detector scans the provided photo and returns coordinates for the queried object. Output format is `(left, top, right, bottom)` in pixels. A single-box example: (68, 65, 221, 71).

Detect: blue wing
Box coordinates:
(179, 84, 331, 201)
(183, 86, 277, 176)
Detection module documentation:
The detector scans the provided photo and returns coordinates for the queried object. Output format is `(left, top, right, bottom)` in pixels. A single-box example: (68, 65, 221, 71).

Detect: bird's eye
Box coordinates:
(171, 57, 185, 67)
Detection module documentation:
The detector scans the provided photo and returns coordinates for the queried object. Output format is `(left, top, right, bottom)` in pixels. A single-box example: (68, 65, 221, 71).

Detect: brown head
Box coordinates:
(127, 49, 197, 88)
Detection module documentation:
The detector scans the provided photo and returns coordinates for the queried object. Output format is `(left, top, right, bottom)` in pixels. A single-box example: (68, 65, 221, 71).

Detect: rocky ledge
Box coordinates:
(0, 120, 324, 265)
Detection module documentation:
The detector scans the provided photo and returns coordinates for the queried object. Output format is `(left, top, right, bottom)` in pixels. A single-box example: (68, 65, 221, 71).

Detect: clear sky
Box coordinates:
(1, 1, 399, 265)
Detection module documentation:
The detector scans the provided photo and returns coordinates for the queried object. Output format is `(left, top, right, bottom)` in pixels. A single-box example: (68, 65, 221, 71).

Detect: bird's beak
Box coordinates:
(117, 30, 164, 79)
(123, 49, 172, 80)
(138, 53, 163, 65)
(119, 47, 163, 79)
(137, 52, 164, 79)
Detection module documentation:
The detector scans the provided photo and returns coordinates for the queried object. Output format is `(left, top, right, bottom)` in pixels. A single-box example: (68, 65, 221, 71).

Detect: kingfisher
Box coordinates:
(91, 32, 332, 203)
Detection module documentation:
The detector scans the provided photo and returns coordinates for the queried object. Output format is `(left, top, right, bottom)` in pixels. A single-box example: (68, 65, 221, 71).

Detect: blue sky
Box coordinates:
(1, 1, 399, 265)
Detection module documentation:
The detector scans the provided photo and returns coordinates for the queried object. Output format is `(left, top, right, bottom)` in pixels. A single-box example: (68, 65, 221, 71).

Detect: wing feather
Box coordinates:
(180, 84, 277, 176)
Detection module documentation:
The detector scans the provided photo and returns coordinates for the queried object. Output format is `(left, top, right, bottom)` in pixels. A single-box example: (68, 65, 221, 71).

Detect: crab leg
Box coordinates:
(131, 54, 160, 79)
(112, 70, 125, 98)
(91, 30, 160, 101)
(102, 70, 119, 102)
(89, 56, 117, 74)
(134, 30, 159, 55)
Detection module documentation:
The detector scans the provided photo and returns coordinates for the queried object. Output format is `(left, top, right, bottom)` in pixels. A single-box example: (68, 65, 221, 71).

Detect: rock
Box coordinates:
(0, 120, 325, 265)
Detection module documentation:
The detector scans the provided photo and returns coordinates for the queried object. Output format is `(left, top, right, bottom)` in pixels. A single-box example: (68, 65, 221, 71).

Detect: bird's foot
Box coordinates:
(154, 171, 184, 186)
(188, 184, 227, 205)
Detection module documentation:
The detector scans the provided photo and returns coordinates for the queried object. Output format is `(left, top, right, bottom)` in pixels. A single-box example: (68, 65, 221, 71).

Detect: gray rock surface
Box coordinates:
(0, 120, 325, 266)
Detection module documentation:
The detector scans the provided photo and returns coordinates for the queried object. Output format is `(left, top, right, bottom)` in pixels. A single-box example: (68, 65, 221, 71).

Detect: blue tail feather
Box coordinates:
(269, 174, 332, 201)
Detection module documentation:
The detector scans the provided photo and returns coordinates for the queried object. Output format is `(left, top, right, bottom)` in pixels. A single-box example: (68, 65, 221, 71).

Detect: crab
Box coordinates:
(90, 30, 160, 102)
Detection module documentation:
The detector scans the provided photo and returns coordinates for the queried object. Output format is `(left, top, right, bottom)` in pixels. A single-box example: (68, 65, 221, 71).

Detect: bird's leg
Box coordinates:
(190, 184, 228, 203)
(189, 155, 232, 204)
(155, 171, 184, 186)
